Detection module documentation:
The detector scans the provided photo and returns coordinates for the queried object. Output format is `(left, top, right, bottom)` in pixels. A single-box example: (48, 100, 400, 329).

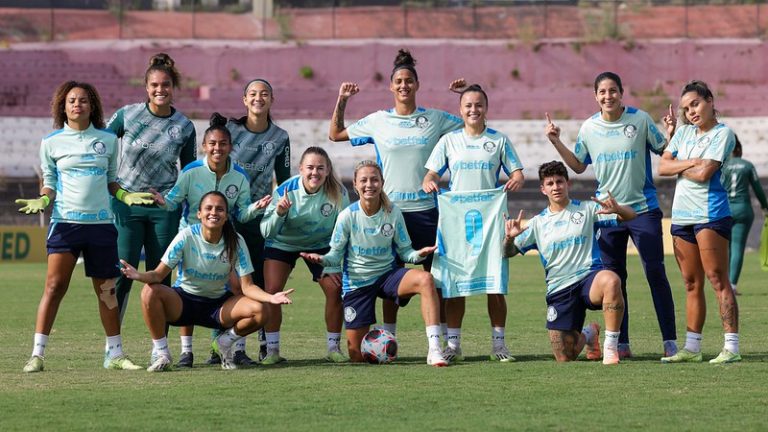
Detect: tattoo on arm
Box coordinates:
(333, 98, 347, 131)
(503, 239, 518, 258)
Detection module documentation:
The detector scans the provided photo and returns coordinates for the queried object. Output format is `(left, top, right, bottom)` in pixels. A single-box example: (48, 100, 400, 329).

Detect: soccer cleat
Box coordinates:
(260, 351, 287, 365)
(490, 345, 516, 363)
(443, 346, 464, 363)
(211, 337, 237, 370)
(584, 322, 602, 361)
(325, 349, 349, 363)
(233, 350, 257, 366)
(427, 348, 449, 367)
(205, 350, 221, 365)
(709, 349, 742, 364)
(602, 347, 620, 365)
(618, 343, 632, 360)
(663, 341, 679, 358)
(104, 355, 143, 370)
(23, 355, 45, 373)
(661, 348, 703, 363)
(147, 354, 172, 372)
(176, 351, 194, 368)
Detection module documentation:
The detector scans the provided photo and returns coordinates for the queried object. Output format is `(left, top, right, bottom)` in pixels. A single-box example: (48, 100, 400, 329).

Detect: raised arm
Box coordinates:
(329, 82, 360, 142)
(545, 113, 587, 174)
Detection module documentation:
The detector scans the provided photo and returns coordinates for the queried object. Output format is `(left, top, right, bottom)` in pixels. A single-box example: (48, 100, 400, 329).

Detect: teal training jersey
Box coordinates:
(261, 175, 350, 254)
(514, 199, 618, 296)
(425, 128, 523, 191)
(667, 123, 735, 225)
(107, 103, 196, 195)
(162, 224, 253, 299)
(228, 120, 291, 203)
(722, 157, 768, 209)
(40, 123, 118, 224)
(322, 203, 423, 295)
(347, 107, 463, 212)
(431, 189, 508, 298)
(163, 157, 254, 229)
(574, 107, 666, 213)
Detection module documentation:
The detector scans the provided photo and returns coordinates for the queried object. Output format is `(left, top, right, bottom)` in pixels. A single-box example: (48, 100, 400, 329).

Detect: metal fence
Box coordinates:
(0, 1, 766, 43)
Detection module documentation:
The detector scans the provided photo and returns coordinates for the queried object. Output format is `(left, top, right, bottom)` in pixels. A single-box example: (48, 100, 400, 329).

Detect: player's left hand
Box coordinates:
(119, 259, 140, 280)
(322, 272, 342, 289)
(503, 176, 523, 192)
(271, 289, 295, 305)
(592, 191, 620, 214)
(417, 245, 438, 257)
(504, 210, 527, 239)
(252, 194, 272, 211)
(448, 78, 467, 93)
(300, 252, 323, 264)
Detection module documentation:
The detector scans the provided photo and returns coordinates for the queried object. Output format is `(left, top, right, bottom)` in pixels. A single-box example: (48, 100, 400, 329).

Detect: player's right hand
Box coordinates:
(339, 82, 360, 99)
(120, 191, 155, 206)
(504, 210, 527, 239)
(275, 195, 292, 216)
(15, 196, 49, 214)
(545, 112, 561, 143)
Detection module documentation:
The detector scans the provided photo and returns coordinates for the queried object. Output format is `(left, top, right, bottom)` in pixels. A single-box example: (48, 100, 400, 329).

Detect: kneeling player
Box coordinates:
(504, 161, 635, 364)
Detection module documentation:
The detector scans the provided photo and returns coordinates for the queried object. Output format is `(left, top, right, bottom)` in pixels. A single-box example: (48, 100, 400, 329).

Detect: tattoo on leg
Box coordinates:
(719, 296, 739, 330)
(549, 330, 579, 360)
(604, 303, 624, 312)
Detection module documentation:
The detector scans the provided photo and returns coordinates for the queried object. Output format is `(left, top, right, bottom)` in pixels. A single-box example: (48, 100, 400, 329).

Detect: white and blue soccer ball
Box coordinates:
(361, 328, 398, 364)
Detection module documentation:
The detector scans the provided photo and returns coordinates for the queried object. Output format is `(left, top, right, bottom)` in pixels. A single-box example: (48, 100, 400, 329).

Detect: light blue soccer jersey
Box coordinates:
(321, 203, 423, 295)
(667, 123, 735, 225)
(431, 189, 508, 298)
(514, 200, 618, 296)
(425, 128, 523, 191)
(574, 107, 667, 213)
(107, 103, 196, 195)
(163, 157, 254, 229)
(228, 120, 291, 203)
(261, 175, 350, 252)
(162, 224, 254, 299)
(347, 107, 463, 212)
(40, 124, 118, 224)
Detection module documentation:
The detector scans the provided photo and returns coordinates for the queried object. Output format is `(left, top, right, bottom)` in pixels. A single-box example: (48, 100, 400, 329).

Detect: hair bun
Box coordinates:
(209, 112, 227, 127)
(393, 49, 416, 67)
(149, 53, 174, 68)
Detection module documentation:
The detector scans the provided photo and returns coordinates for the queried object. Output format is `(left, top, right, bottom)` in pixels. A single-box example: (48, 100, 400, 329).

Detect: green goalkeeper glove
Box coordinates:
(15, 195, 50, 214)
(116, 189, 155, 206)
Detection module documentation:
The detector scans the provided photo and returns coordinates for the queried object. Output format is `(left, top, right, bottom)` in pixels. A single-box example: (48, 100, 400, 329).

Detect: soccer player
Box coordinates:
(659, 80, 741, 364)
(504, 161, 635, 364)
(106, 53, 196, 323)
(721, 135, 768, 296)
(260, 147, 349, 364)
(422, 84, 524, 362)
(546, 72, 678, 358)
(150, 112, 272, 366)
(301, 161, 448, 366)
(17, 81, 143, 372)
(328, 49, 464, 337)
(119, 191, 294, 371)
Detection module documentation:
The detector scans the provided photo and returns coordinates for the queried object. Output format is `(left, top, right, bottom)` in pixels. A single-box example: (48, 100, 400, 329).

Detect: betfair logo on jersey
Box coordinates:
(595, 150, 637, 163)
(451, 160, 495, 171)
(387, 136, 429, 146)
(449, 192, 495, 204)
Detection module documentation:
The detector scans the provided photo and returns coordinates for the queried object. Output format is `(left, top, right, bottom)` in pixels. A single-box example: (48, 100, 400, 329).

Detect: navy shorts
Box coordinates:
(168, 286, 232, 329)
(545, 270, 602, 331)
(264, 246, 330, 282)
(46, 222, 120, 279)
(342, 268, 412, 329)
(399, 207, 438, 267)
(671, 216, 733, 244)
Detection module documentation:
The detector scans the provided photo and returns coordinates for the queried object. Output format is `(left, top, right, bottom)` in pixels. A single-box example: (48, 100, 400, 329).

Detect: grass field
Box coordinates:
(2, 254, 767, 431)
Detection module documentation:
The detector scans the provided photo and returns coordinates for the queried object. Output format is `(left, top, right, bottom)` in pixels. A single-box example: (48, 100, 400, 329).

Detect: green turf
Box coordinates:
(2, 254, 767, 431)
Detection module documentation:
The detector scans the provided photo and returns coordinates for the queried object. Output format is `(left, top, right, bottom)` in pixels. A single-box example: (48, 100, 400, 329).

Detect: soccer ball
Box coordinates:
(360, 329, 398, 364)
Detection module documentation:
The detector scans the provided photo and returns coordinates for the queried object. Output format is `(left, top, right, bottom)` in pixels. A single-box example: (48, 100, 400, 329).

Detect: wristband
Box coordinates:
(115, 188, 127, 202)
(39, 194, 50, 207)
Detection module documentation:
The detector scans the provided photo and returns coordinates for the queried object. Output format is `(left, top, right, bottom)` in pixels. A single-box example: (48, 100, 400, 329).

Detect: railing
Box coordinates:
(0, 1, 765, 43)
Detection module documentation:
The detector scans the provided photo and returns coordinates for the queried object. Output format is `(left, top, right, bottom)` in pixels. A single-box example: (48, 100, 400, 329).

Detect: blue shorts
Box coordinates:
(168, 286, 232, 329)
(545, 270, 602, 331)
(264, 246, 329, 282)
(400, 207, 438, 267)
(342, 268, 412, 329)
(671, 216, 733, 244)
(46, 222, 120, 279)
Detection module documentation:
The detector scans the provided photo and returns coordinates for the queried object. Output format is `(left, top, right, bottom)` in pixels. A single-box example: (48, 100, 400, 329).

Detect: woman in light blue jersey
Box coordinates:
(329, 48, 464, 336)
(659, 80, 740, 364)
(107, 53, 197, 322)
(422, 84, 524, 363)
(259, 147, 349, 364)
(120, 191, 294, 371)
(546, 71, 678, 359)
(302, 161, 448, 366)
(16, 81, 142, 373)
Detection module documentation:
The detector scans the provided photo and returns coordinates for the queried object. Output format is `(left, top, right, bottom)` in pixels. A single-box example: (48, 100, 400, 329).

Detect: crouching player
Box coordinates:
(504, 161, 635, 364)
(302, 160, 448, 366)
(120, 191, 294, 371)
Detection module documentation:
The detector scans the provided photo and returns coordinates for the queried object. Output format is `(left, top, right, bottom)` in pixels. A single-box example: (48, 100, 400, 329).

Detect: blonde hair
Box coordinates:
(301, 147, 344, 207)
(353, 160, 392, 213)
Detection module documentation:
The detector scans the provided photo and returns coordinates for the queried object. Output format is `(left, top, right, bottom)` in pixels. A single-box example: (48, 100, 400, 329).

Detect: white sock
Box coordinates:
(218, 327, 241, 351)
(180, 336, 193, 354)
(32, 333, 48, 357)
(491, 326, 505, 349)
(235, 336, 246, 352)
(684, 331, 702, 353)
(446, 328, 461, 350)
(604, 331, 620, 351)
(106, 335, 124, 359)
(581, 325, 596, 345)
(265, 331, 280, 354)
(440, 323, 448, 342)
(426, 325, 441, 351)
(731, 283, 737, 292)
(327, 332, 341, 351)
(381, 322, 397, 336)
(724, 333, 739, 354)
(152, 337, 170, 357)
